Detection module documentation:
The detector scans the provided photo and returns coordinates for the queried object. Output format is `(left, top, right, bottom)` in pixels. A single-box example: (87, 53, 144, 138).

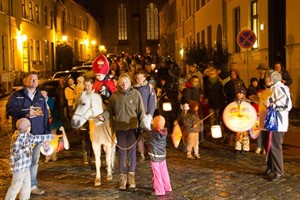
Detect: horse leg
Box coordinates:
(92, 142, 101, 186)
(111, 142, 117, 174)
(104, 145, 113, 181)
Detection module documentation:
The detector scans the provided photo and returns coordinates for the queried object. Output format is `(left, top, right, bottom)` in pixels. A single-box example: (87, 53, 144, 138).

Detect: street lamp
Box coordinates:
(62, 35, 68, 42)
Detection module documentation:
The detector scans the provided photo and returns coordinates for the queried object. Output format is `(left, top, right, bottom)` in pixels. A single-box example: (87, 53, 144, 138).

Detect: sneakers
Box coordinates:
(271, 173, 282, 182)
(194, 154, 201, 159)
(255, 148, 261, 154)
(187, 155, 195, 159)
(31, 187, 45, 195)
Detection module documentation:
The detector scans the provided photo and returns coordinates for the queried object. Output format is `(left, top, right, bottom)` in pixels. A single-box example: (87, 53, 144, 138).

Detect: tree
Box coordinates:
(185, 43, 228, 72)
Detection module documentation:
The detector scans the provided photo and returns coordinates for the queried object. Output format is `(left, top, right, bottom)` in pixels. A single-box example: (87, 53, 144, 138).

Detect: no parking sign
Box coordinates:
(237, 30, 256, 49)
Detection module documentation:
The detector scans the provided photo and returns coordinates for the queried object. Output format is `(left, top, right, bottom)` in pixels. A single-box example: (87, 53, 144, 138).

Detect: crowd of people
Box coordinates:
(4, 52, 293, 199)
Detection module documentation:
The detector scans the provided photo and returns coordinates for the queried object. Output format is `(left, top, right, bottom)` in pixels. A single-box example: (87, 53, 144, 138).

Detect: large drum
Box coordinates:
(222, 101, 257, 132)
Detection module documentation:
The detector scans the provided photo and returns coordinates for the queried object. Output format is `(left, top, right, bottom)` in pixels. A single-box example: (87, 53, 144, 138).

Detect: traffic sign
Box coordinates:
(237, 30, 256, 49)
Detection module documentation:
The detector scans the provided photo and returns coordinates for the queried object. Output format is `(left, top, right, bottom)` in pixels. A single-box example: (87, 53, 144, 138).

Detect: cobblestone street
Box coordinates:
(1, 96, 300, 200)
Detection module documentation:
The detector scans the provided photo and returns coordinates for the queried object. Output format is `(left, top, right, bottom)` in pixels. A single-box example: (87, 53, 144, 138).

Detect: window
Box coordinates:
(197, 32, 200, 45)
(118, 4, 127, 40)
(207, 25, 212, 48)
(0, 0, 3, 12)
(36, 40, 40, 61)
(29, 1, 33, 21)
(50, 10, 53, 29)
(196, 0, 200, 11)
(44, 40, 49, 64)
(234, 7, 241, 52)
(146, 3, 158, 40)
(35, 5, 39, 24)
(79, 17, 82, 29)
(44, 6, 48, 26)
(73, 14, 76, 27)
(251, 0, 258, 48)
(201, 30, 205, 45)
(22, 0, 26, 18)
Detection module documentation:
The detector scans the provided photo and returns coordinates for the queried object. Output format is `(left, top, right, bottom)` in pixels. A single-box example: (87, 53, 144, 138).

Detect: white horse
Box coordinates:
(71, 91, 115, 186)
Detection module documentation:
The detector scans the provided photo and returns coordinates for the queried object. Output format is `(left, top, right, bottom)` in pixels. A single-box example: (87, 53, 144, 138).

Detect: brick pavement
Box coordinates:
(1, 96, 300, 199)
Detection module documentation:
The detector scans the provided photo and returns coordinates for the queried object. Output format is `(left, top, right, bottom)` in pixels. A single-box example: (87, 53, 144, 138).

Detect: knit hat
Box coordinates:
(189, 100, 199, 110)
(16, 118, 31, 132)
(153, 115, 166, 131)
(77, 76, 84, 84)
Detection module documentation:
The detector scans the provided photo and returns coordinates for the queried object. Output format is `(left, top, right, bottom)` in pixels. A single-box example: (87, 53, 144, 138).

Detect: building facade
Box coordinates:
(0, 0, 101, 93)
(160, 0, 300, 108)
(86, 0, 167, 56)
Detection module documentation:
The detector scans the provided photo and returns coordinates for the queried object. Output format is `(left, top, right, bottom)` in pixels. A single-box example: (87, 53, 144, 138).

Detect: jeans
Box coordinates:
(31, 142, 42, 188)
(256, 132, 262, 148)
(5, 170, 31, 200)
(116, 129, 137, 174)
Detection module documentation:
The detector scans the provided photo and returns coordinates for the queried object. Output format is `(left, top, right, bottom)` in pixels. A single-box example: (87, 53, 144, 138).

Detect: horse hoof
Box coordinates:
(106, 175, 113, 181)
(95, 179, 101, 186)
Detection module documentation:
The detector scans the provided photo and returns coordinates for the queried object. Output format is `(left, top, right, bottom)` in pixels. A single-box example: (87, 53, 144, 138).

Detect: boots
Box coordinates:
(127, 172, 136, 189)
(119, 173, 127, 190)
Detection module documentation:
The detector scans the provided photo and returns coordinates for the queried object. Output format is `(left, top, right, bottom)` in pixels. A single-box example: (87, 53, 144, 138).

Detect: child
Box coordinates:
(174, 103, 190, 151)
(146, 115, 172, 196)
(199, 93, 210, 142)
(40, 88, 63, 163)
(182, 101, 202, 159)
(234, 87, 250, 153)
(5, 118, 52, 200)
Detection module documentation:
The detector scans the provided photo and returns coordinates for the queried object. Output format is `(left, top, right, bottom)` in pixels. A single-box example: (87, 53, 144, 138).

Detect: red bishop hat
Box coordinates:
(92, 54, 110, 75)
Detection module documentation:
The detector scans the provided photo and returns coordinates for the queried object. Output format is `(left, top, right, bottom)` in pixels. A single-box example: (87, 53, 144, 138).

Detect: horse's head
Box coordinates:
(71, 91, 104, 129)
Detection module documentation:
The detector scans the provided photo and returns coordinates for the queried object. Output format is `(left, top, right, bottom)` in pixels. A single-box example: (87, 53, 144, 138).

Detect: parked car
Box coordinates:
(38, 79, 60, 98)
(71, 65, 92, 72)
(52, 70, 84, 80)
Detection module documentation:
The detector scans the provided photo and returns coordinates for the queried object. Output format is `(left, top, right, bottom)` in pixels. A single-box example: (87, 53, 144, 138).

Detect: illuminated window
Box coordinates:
(29, 1, 33, 21)
(146, 3, 158, 40)
(251, 0, 258, 48)
(118, 4, 127, 40)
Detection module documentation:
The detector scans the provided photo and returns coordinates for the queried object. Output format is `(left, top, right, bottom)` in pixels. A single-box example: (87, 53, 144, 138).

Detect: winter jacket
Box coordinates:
(266, 82, 292, 132)
(106, 87, 145, 131)
(145, 128, 168, 162)
(182, 111, 202, 134)
(134, 80, 156, 116)
(64, 85, 76, 106)
(6, 88, 51, 135)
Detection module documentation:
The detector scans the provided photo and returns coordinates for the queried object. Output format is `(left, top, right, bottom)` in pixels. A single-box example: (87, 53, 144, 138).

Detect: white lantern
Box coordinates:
(162, 102, 172, 111)
(211, 125, 222, 138)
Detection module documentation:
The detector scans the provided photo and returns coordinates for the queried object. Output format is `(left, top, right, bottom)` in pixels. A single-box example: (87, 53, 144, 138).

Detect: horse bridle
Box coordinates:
(73, 96, 95, 121)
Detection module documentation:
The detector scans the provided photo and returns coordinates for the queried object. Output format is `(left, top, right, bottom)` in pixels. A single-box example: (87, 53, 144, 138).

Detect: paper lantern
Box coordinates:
(211, 125, 222, 138)
(162, 102, 172, 111)
(222, 101, 257, 132)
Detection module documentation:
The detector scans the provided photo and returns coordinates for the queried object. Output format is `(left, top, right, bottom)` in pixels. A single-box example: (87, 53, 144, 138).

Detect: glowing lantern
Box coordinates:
(162, 102, 172, 111)
(211, 125, 222, 138)
(222, 101, 257, 132)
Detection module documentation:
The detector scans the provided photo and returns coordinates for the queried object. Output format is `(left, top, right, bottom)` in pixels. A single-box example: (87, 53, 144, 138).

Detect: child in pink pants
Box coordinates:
(146, 115, 172, 196)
